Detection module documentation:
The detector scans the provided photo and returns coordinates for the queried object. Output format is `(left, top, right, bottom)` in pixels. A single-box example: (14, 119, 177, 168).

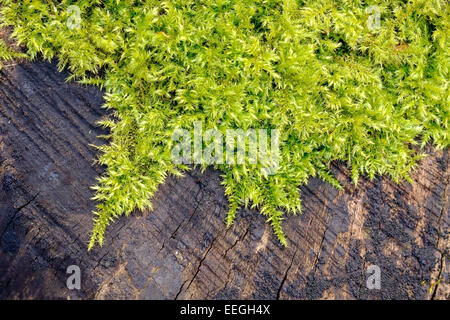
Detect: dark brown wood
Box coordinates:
(0, 58, 448, 300)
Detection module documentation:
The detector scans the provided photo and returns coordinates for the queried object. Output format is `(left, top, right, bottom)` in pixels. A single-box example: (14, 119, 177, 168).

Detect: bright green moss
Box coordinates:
(0, 39, 26, 69)
(0, 0, 448, 249)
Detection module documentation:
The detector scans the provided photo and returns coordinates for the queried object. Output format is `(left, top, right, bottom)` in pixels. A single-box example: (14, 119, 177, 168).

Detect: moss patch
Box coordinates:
(0, 0, 448, 248)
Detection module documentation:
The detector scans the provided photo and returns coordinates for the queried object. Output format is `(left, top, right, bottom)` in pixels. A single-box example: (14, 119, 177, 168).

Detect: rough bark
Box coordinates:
(0, 58, 448, 300)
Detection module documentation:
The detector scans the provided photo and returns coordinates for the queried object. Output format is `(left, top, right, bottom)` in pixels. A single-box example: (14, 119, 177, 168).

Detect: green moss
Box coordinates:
(0, 39, 26, 69)
(0, 0, 448, 249)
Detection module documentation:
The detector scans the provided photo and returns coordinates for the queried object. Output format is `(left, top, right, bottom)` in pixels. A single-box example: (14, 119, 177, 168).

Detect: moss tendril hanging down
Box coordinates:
(0, 0, 448, 249)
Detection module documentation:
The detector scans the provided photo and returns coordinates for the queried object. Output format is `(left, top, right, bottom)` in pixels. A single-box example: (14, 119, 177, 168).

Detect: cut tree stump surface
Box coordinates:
(0, 59, 448, 300)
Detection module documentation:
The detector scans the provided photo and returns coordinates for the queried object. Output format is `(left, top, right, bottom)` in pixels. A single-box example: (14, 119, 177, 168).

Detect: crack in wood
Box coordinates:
(276, 248, 298, 300)
(175, 235, 218, 300)
(0, 192, 39, 240)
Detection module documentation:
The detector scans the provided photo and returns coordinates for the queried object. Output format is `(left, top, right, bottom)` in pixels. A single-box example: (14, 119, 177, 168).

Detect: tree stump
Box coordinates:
(0, 59, 448, 300)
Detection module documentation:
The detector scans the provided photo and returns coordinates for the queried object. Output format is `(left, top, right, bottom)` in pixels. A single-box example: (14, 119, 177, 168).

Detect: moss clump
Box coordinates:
(0, 0, 448, 248)
(0, 38, 26, 69)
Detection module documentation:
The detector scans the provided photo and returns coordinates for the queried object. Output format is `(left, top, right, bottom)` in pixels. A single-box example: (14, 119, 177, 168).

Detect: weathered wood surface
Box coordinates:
(0, 58, 448, 300)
